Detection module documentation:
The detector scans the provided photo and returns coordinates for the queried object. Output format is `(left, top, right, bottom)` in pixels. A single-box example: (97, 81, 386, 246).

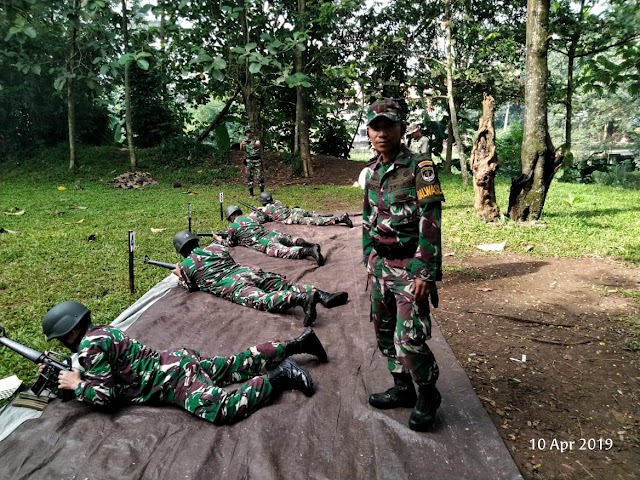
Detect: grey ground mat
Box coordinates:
(0, 219, 522, 480)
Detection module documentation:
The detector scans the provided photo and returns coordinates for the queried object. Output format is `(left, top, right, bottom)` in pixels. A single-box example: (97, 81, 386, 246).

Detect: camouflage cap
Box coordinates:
(407, 123, 420, 135)
(366, 98, 404, 126)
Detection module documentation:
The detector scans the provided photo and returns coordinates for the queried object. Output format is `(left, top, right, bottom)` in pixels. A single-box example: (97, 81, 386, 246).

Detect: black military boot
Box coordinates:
(316, 290, 349, 309)
(289, 291, 319, 326)
(337, 213, 353, 228)
(260, 186, 265, 193)
(249, 187, 254, 197)
(266, 358, 314, 397)
(408, 384, 442, 431)
(368, 373, 417, 410)
(284, 327, 328, 363)
(300, 245, 324, 266)
(294, 238, 316, 248)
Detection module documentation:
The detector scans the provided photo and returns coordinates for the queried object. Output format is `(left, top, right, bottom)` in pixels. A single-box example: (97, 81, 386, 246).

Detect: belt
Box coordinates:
(372, 239, 417, 259)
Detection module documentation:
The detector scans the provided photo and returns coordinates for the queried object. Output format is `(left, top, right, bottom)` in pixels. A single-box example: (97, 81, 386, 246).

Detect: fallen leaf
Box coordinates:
(444, 252, 456, 257)
(57, 186, 67, 191)
(54, 210, 66, 215)
(476, 240, 506, 252)
(522, 244, 534, 252)
(63, 218, 85, 225)
(476, 287, 493, 292)
(4, 208, 25, 216)
(69, 205, 88, 210)
(150, 228, 167, 233)
(0, 228, 19, 234)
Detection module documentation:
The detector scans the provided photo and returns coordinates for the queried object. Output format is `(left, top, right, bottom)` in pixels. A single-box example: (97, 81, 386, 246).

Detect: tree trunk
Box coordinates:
(508, 0, 563, 221)
(470, 95, 500, 222)
(444, 116, 453, 173)
(122, 0, 137, 169)
(295, 0, 312, 177)
(444, 8, 467, 186)
(67, 0, 79, 170)
(503, 102, 510, 131)
(239, 0, 261, 140)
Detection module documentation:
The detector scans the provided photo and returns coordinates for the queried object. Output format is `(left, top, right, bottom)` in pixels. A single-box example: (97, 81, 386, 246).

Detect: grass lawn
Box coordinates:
(1, 145, 639, 388)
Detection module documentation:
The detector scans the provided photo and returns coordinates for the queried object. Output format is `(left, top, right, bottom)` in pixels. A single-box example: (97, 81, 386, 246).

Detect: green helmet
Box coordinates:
(173, 230, 199, 256)
(42, 301, 90, 341)
(259, 191, 273, 206)
(225, 205, 242, 220)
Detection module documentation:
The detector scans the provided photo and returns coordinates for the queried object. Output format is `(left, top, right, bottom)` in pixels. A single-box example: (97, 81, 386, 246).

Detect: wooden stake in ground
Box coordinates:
(470, 95, 500, 222)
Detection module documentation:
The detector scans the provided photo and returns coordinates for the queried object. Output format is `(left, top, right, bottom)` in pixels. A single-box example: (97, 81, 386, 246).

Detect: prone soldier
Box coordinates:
(258, 192, 353, 228)
(219, 205, 325, 266)
(39, 300, 328, 425)
(172, 230, 348, 327)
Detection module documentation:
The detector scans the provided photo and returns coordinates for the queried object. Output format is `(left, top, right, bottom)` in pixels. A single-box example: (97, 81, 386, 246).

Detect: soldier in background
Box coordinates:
(218, 205, 324, 266)
(171, 230, 348, 327)
(258, 192, 353, 228)
(240, 127, 264, 198)
(407, 123, 430, 155)
(362, 99, 445, 432)
(40, 300, 327, 425)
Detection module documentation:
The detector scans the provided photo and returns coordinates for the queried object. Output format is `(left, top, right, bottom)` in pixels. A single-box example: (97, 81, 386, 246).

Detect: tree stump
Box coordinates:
(470, 95, 500, 222)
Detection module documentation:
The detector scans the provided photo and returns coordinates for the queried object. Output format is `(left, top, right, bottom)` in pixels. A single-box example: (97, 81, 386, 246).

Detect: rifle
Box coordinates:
(236, 200, 262, 214)
(134, 255, 177, 270)
(0, 326, 74, 400)
(195, 231, 228, 239)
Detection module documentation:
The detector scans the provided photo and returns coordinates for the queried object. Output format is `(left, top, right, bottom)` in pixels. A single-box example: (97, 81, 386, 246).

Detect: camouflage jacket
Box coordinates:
(244, 138, 261, 158)
(362, 146, 445, 281)
(75, 325, 197, 406)
(222, 213, 267, 247)
(177, 242, 239, 292)
(262, 200, 295, 222)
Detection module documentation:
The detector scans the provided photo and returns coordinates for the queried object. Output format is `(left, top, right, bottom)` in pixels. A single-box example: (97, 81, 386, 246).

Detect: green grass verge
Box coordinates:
(1, 145, 639, 391)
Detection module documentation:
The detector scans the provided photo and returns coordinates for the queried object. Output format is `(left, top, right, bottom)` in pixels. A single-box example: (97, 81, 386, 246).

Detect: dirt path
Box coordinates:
(241, 153, 640, 479)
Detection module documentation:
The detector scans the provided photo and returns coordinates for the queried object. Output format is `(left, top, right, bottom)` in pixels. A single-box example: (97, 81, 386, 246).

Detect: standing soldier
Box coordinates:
(407, 123, 430, 154)
(172, 230, 348, 327)
(219, 206, 324, 266)
(240, 127, 264, 198)
(258, 192, 353, 228)
(362, 99, 445, 432)
(39, 300, 328, 425)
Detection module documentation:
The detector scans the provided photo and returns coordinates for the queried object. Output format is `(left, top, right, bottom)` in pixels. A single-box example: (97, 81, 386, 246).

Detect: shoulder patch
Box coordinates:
(415, 161, 445, 205)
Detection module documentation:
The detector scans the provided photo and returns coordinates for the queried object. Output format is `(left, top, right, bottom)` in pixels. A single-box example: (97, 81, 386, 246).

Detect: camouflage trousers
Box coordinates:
(160, 341, 287, 425)
(246, 157, 264, 190)
(251, 231, 306, 259)
(283, 210, 337, 226)
(200, 266, 313, 311)
(368, 252, 439, 386)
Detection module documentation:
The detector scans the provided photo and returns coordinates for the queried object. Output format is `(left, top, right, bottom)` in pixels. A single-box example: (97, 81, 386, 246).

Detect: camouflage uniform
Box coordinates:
(362, 145, 445, 387)
(176, 241, 313, 311)
(74, 325, 287, 424)
(243, 135, 264, 193)
(262, 200, 340, 226)
(222, 213, 308, 260)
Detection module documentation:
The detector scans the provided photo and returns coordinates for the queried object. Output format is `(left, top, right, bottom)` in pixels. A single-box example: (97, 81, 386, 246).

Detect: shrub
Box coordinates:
(496, 122, 523, 178)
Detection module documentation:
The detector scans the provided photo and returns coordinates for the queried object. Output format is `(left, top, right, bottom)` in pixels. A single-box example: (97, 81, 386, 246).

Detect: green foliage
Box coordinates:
(495, 121, 524, 179)
(280, 153, 304, 177)
(591, 165, 640, 189)
(313, 116, 351, 158)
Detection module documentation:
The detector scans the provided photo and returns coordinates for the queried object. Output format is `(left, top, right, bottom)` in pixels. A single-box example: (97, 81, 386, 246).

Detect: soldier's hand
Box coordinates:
(171, 265, 181, 277)
(58, 369, 82, 390)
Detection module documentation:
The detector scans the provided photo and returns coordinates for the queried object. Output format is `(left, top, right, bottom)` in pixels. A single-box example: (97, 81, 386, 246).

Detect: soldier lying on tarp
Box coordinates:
(39, 301, 328, 425)
(258, 192, 353, 228)
(217, 205, 325, 267)
(171, 231, 348, 327)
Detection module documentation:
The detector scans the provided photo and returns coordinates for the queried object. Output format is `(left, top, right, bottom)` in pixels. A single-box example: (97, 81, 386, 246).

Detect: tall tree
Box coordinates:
(121, 0, 136, 169)
(66, 0, 80, 170)
(508, 0, 563, 221)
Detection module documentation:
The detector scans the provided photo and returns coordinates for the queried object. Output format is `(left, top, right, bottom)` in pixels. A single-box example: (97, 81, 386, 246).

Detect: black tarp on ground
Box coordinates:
(0, 219, 523, 479)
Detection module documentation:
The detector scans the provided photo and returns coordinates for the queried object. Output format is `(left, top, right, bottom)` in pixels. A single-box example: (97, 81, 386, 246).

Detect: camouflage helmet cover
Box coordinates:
(42, 301, 91, 341)
(225, 205, 242, 220)
(259, 191, 273, 206)
(173, 230, 199, 256)
(366, 98, 405, 126)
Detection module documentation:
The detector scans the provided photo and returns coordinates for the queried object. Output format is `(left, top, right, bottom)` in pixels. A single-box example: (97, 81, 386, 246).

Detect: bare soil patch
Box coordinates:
(240, 152, 640, 479)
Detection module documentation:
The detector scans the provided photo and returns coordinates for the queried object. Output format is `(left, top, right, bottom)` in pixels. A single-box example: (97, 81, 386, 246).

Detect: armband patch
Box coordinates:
(415, 160, 445, 205)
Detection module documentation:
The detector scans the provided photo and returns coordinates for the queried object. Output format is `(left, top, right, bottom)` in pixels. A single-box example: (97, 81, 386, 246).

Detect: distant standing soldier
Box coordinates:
(362, 99, 445, 432)
(258, 192, 353, 228)
(407, 123, 430, 155)
(220, 206, 325, 266)
(39, 300, 329, 425)
(240, 127, 264, 198)
(172, 230, 348, 327)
